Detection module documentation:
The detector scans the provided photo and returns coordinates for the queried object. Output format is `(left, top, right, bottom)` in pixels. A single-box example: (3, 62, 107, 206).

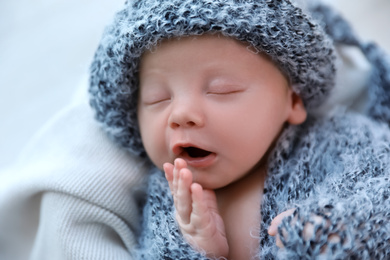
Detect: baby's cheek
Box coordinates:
(142, 133, 168, 168)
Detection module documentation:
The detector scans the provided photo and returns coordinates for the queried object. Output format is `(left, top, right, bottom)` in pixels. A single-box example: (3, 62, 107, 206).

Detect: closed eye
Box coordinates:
(207, 89, 244, 95)
(143, 98, 171, 105)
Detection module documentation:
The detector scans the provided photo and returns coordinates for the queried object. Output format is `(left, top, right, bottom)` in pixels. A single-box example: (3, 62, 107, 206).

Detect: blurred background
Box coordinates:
(0, 0, 389, 169)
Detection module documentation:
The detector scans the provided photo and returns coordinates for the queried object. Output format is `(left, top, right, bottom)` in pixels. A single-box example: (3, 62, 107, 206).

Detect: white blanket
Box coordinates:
(0, 99, 149, 260)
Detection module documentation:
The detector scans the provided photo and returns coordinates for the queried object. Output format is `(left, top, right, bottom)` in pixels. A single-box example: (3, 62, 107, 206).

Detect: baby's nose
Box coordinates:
(168, 100, 205, 129)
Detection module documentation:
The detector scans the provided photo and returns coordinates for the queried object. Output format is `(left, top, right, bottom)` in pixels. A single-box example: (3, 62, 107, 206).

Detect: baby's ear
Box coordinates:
(287, 91, 307, 125)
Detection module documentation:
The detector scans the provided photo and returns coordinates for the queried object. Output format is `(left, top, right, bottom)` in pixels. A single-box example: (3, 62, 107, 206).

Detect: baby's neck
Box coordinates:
(215, 165, 267, 260)
(215, 163, 267, 207)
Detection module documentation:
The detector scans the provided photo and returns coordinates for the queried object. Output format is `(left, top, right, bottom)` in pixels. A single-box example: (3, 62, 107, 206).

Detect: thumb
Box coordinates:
(268, 208, 296, 236)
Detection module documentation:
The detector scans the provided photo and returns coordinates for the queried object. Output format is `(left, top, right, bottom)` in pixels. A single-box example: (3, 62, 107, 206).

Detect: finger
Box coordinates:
(172, 159, 184, 203)
(268, 208, 296, 236)
(276, 226, 289, 248)
(172, 159, 188, 218)
(190, 183, 209, 229)
(163, 162, 174, 192)
(275, 233, 284, 248)
(175, 158, 187, 168)
(173, 159, 187, 193)
(328, 233, 341, 243)
(303, 222, 314, 241)
(176, 168, 193, 224)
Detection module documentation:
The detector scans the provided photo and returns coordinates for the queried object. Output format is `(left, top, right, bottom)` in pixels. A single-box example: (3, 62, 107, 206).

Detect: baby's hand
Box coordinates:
(164, 158, 229, 258)
(268, 208, 296, 248)
(269, 209, 341, 252)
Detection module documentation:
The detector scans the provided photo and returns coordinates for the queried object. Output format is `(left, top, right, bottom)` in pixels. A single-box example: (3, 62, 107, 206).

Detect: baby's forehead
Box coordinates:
(140, 34, 289, 84)
(138, 34, 292, 99)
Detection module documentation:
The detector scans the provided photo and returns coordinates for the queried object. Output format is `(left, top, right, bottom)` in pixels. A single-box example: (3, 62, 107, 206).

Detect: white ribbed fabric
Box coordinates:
(0, 99, 149, 260)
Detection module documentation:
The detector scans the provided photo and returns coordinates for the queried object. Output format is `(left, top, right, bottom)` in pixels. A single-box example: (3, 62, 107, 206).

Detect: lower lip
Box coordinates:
(181, 153, 217, 168)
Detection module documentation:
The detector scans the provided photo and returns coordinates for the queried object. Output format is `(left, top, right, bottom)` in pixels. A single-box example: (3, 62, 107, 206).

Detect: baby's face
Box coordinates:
(137, 35, 306, 190)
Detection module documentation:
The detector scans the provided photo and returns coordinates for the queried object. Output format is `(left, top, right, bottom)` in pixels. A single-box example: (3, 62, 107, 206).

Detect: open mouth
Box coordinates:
(174, 144, 216, 167)
(183, 147, 212, 158)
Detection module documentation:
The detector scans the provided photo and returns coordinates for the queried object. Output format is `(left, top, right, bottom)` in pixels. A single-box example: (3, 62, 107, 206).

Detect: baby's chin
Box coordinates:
(191, 172, 234, 191)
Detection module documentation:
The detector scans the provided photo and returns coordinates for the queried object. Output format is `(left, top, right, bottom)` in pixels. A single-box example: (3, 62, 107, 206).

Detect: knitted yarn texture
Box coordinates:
(89, 0, 336, 157)
(87, 0, 390, 258)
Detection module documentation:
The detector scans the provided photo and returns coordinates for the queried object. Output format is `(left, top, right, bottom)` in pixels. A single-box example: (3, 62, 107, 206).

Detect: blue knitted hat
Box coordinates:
(89, 0, 336, 156)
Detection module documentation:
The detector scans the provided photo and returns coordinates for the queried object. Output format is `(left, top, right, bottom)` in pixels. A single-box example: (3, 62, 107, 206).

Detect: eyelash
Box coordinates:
(207, 90, 243, 95)
(144, 98, 171, 105)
